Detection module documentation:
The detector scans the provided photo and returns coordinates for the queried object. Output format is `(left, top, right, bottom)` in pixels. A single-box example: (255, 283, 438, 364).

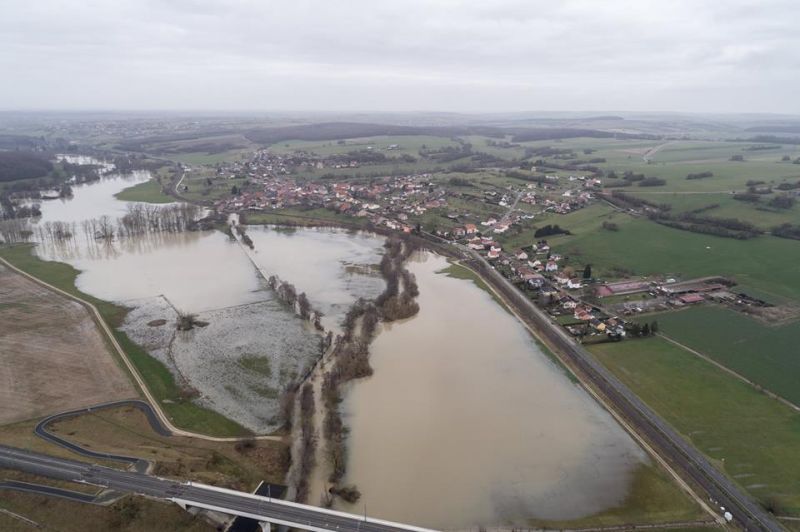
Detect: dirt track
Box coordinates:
(0, 265, 136, 425)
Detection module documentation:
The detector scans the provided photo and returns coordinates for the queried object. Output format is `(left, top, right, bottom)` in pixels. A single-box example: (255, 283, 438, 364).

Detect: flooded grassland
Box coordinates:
(6, 164, 699, 528)
(25, 170, 385, 432)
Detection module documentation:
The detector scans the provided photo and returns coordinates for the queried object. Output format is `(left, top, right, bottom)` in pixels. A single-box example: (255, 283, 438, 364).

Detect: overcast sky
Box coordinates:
(2, 0, 798, 114)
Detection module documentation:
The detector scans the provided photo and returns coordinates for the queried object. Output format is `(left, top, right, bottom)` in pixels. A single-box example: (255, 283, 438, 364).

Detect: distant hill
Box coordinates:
(243, 121, 652, 146)
(243, 122, 502, 145)
(744, 125, 800, 134)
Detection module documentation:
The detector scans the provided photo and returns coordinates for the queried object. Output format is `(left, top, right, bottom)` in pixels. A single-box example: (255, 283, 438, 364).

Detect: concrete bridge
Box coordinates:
(0, 445, 438, 532)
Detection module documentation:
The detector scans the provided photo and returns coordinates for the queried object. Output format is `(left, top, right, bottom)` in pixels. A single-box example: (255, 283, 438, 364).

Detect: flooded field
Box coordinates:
(337, 253, 647, 528)
(26, 171, 384, 432)
(246, 226, 386, 329)
(38, 230, 267, 312)
(19, 165, 648, 522)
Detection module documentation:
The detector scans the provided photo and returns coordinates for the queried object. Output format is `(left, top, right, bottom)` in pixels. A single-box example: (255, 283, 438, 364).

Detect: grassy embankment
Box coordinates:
(0, 244, 249, 437)
(591, 337, 800, 516)
(655, 306, 800, 406)
(114, 178, 174, 204)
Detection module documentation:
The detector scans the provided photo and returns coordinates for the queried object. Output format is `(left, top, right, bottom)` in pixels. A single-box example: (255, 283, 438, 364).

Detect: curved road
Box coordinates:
(35, 400, 172, 473)
(0, 254, 279, 444)
(0, 479, 121, 505)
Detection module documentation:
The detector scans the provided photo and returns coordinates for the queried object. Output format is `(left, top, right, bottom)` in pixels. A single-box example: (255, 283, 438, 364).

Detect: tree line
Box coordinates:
(2, 203, 201, 245)
(649, 211, 761, 240)
(311, 235, 421, 506)
(0, 151, 53, 182)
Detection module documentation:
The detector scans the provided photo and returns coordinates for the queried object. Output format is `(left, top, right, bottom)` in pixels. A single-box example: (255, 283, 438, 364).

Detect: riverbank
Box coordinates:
(114, 178, 174, 204)
(286, 234, 420, 506)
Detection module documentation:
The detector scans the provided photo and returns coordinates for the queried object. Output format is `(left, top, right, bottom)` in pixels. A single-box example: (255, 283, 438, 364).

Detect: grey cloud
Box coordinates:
(0, 0, 798, 112)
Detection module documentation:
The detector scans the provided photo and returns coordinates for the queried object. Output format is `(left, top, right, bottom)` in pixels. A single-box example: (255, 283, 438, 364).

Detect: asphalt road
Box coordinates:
(34, 399, 169, 473)
(0, 445, 436, 532)
(460, 250, 782, 532)
(0, 479, 100, 503)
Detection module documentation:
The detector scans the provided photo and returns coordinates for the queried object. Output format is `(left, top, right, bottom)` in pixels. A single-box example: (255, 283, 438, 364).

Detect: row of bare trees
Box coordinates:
(294, 383, 317, 502)
(0, 218, 33, 244)
(375, 236, 420, 321)
(234, 224, 254, 249)
(317, 235, 421, 502)
(267, 275, 324, 331)
(117, 203, 199, 237)
(280, 234, 422, 506)
(1, 203, 201, 246)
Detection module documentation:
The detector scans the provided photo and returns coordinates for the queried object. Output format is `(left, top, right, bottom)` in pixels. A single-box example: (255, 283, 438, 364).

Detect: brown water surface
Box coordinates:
(337, 253, 646, 528)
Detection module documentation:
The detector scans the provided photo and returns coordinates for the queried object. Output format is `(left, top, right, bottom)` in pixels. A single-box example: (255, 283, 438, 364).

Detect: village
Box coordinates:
(203, 148, 777, 347)
(211, 148, 598, 232)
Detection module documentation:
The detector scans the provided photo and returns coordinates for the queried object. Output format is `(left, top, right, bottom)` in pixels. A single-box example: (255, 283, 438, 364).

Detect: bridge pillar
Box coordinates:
(259, 521, 272, 532)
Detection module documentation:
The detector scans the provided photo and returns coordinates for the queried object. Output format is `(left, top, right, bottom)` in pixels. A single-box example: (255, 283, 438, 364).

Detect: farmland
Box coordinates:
(0, 244, 250, 438)
(591, 337, 800, 516)
(654, 306, 800, 405)
(0, 264, 136, 425)
(1, 113, 799, 528)
(535, 204, 800, 300)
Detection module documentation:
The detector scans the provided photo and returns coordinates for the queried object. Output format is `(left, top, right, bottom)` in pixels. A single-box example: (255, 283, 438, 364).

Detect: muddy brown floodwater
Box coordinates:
(336, 253, 647, 529)
(26, 174, 387, 432)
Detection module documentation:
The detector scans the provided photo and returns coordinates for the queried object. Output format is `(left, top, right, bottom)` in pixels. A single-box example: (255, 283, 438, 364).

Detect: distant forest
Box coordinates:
(0, 151, 53, 182)
(114, 121, 657, 154)
(244, 122, 654, 146)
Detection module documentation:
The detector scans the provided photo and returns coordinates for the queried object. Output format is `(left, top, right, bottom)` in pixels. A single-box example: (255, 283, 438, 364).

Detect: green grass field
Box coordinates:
(244, 207, 370, 228)
(166, 148, 251, 166)
(538, 204, 800, 301)
(179, 175, 248, 202)
(594, 139, 800, 229)
(0, 244, 250, 437)
(267, 135, 460, 158)
(654, 306, 800, 406)
(114, 178, 174, 204)
(625, 192, 800, 229)
(591, 337, 800, 516)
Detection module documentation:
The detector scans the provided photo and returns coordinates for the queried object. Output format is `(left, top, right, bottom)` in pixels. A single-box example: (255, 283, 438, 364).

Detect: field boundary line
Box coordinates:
(0, 254, 280, 443)
(0, 507, 43, 528)
(658, 333, 800, 413)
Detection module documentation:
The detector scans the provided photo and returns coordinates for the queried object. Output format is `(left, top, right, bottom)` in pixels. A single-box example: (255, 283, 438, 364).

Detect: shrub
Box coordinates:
(638, 177, 666, 187)
(686, 171, 713, 180)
